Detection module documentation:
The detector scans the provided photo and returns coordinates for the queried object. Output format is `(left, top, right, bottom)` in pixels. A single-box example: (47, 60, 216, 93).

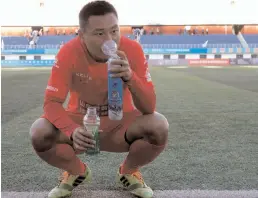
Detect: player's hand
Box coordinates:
(71, 127, 96, 153)
(109, 50, 133, 82)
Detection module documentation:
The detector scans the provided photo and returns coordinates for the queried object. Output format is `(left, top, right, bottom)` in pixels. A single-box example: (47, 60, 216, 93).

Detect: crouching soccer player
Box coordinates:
(29, 1, 169, 198)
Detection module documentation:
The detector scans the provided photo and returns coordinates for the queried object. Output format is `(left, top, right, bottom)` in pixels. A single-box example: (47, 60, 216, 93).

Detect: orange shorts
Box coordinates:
(42, 110, 142, 152)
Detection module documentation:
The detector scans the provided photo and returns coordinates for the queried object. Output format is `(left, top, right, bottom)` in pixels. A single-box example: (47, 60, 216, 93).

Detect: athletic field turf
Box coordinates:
(2, 66, 258, 198)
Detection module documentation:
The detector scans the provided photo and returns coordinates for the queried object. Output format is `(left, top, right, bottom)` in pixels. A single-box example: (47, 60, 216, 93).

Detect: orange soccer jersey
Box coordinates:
(43, 36, 156, 136)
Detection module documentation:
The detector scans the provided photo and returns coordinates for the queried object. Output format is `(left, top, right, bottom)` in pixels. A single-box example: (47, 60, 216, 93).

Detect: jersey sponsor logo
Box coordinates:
(46, 85, 58, 92)
(53, 57, 59, 68)
(76, 73, 88, 78)
(143, 56, 151, 82)
(145, 68, 152, 82)
(75, 72, 92, 84)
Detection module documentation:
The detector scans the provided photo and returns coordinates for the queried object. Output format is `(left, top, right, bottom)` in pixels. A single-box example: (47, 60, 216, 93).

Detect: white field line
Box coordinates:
(2, 190, 258, 198)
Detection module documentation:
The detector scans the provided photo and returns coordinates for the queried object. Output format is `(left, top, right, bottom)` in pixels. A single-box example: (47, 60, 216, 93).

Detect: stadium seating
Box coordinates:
(140, 34, 258, 48)
(140, 35, 258, 44)
(2, 34, 258, 49)
(2, 36, 29, 45)
(37, 35, 76, 45)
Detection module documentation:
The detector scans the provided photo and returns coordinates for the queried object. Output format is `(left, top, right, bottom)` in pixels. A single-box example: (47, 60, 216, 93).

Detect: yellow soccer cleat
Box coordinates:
(48, 164, 92, 198)
(116, 167, 154, 198)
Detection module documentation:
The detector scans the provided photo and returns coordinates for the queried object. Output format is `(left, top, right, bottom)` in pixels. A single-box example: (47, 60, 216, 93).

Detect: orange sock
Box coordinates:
(120, 162, 138, 175)
(120, 139, 166, 175)
(79, 161, 86, 175)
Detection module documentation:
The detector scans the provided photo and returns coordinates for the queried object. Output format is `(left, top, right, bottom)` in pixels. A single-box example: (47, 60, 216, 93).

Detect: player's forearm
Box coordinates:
(125, 72, 156, 114)
(43, 98, 80, 137)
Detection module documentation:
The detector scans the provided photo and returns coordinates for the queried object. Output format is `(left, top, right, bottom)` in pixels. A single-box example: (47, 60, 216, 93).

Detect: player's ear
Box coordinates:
(117, 50, 127, 60)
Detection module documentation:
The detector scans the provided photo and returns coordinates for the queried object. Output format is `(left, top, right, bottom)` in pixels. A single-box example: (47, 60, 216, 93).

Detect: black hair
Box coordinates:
(79, 1, 118, 31)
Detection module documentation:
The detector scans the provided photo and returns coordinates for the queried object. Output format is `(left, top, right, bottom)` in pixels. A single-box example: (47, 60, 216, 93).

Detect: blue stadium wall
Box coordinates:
(1, 47, 258, 67)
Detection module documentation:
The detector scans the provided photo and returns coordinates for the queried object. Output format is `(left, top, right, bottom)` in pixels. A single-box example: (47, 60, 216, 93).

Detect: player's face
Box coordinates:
(82, 13, 121, 61)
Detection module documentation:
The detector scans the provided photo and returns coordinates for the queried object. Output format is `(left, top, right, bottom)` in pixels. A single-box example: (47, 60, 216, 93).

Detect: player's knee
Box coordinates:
(30, 118, 57, 152)
(146, 112, 169, 145)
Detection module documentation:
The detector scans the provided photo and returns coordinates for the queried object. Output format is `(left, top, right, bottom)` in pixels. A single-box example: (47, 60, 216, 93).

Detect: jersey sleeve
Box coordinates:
(125, 41, 156, 114)
(43, 46, 80, 137)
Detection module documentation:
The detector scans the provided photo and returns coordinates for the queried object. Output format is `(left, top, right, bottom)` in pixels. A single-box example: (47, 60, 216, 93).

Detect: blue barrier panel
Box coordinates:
(2, 48, 207, 55)
(1, 48, 257, 55)
(143, 48, 208, 54)
(44, 49, 59, 54)
(1, 60, 54, 67)
(206, 48, 255, 54)
(189, 48, 208, 54)
(1, 49, 46, 55)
